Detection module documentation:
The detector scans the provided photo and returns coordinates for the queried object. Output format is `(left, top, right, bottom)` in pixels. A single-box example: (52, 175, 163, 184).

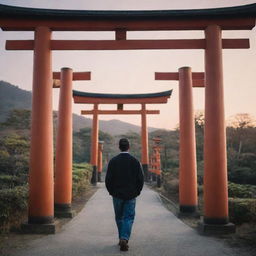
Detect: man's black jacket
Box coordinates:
(105, 152, 144, 200)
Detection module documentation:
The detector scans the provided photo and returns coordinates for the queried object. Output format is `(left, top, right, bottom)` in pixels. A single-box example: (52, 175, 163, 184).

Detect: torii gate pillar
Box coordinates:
(97, 141, 104, 182)
(91, 104, 99, 185)
(54, 68, 75, 218)
(199, 25, 235, 233)
(178, 67, 198, 215)
(26, 27, 55, 228)
(141, 104, 149, 181)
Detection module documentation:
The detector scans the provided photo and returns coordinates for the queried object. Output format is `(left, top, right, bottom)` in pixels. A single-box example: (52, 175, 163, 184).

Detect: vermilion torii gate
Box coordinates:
(73, 90, 172, 184)
(0, 3, 255, 234)
(149, 137, 162, 188)
(155, 68, 204, 216)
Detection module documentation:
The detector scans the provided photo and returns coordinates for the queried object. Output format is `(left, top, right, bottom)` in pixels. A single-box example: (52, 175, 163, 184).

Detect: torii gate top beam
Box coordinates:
(73, 90, 172, 104)
(0, 3, 255, 31)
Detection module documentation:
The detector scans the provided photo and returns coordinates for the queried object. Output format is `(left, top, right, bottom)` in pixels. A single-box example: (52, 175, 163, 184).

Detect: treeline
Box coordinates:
(151, 112, 256, 186)
(1, 109, 256, 187)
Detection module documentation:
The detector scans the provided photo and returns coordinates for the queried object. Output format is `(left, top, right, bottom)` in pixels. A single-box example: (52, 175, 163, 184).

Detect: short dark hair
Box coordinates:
(119, 138, 130, 151)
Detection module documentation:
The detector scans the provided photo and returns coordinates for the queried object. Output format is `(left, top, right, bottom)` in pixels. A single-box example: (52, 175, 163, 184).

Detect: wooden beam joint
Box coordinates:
(53, 71, 91, 81)
(115, 28, 127, 40)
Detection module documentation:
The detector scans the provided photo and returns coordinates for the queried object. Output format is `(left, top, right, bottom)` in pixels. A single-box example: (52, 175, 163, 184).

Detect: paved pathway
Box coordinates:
(15, 185, 241, 256)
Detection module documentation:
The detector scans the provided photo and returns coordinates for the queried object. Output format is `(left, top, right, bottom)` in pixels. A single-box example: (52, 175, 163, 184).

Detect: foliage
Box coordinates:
(0, 185, 28, 232)
(229, 198, 256, 224)
(72, 163, 92, 198)
(0, 163, 92, 233)
(0, 175, 25, 189)
(194, 111, 204, 162)
(0, 133, 29, 178)
(73, 128, 115, 164)
(162, 171, 179, 196)
(3, 109, 31, 129)
(228, 182, 256, 198)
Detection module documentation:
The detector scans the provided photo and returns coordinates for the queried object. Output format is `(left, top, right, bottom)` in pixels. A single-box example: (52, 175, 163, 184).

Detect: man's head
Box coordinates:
(119, 138, 130, 152)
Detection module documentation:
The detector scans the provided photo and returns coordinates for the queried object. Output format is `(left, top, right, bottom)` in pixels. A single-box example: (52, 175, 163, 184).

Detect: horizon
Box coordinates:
(0, 0, 255, 130)
(2, 80, 255, 132)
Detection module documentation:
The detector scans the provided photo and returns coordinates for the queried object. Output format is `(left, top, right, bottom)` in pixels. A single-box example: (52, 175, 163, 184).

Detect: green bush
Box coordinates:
(72, 163, 92, 198)
(228, 182, 256, 198)
(229, 198, 256, 224)
(162, 172, 179, 195)
(0, 163, 92, 232)
(0, 185, 28, 232)
(229, 166, 256, 185)
(0, 175, 20, 189)
(73, 163, 91, 170)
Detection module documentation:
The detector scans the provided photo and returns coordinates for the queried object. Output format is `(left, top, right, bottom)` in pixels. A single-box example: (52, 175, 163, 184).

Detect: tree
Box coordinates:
(3, 109, 31, 129)
(73, 127, 92, 163)
(0, 133, 29, 176)
(194, 111, 204, 162)
(228, 113, 256, 156)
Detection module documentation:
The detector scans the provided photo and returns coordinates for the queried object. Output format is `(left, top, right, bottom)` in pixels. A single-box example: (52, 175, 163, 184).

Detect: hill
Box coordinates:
(0, 81, 31, 122)
(0, 80, 159, 135)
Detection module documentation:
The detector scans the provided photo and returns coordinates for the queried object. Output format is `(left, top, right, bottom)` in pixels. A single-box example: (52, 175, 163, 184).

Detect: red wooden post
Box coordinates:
(203, 25, 229, 225)
(90, 104, 99, 185)
(141, 104, 149, 181)
(54, 67, 74, 218)
(97, 141, 104, 182)
(28, 27, 54, 225)
(155, 69, 201, 215)
(178, 67, 198, 215)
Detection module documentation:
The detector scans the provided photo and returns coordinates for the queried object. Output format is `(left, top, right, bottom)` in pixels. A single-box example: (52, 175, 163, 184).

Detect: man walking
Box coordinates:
(105, 138, 144, 251)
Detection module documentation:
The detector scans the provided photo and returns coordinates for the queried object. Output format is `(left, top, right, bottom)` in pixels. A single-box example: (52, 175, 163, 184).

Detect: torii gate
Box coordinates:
(73, 90, 172, 184)
(0, 3, 255, 234)
(149, 137, 162, 188)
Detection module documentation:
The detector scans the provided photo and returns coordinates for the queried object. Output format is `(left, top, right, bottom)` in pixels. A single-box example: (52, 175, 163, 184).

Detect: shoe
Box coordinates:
(118, 239, 129, 246)
(119, 239, 129, 251)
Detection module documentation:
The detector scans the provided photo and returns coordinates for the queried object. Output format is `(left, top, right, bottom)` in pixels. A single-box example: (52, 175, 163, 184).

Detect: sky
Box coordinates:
(0, 0, 255, 130)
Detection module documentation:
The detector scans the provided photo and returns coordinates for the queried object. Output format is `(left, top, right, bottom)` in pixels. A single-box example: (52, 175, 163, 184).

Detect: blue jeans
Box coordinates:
(112, 197, 136, 241)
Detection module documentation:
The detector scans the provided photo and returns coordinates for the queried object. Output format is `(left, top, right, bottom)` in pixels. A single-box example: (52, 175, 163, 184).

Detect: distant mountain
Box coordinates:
(73, 115, 158, 135)
(0, 81, 31, 122)
(0, 81, 159, 135)
(100, 119, 158, 135)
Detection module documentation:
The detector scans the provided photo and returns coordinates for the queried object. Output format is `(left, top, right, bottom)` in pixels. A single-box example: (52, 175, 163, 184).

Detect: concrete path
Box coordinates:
(15, 185, 241, 256)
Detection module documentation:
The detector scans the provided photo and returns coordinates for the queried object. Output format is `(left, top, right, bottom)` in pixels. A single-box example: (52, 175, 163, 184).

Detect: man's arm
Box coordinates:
(136, 162, 144, 195)
(105, 159, 114, 195)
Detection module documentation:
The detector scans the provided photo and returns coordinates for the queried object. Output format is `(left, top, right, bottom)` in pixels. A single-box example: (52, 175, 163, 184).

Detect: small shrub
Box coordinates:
(228, 182, 256, 198)
(0, 185, 28, 232)
(0, 163, 92, 233)
(229, 198, 256, 224)
(162, 172, 179, 195)
(72, 163, 92, 198)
